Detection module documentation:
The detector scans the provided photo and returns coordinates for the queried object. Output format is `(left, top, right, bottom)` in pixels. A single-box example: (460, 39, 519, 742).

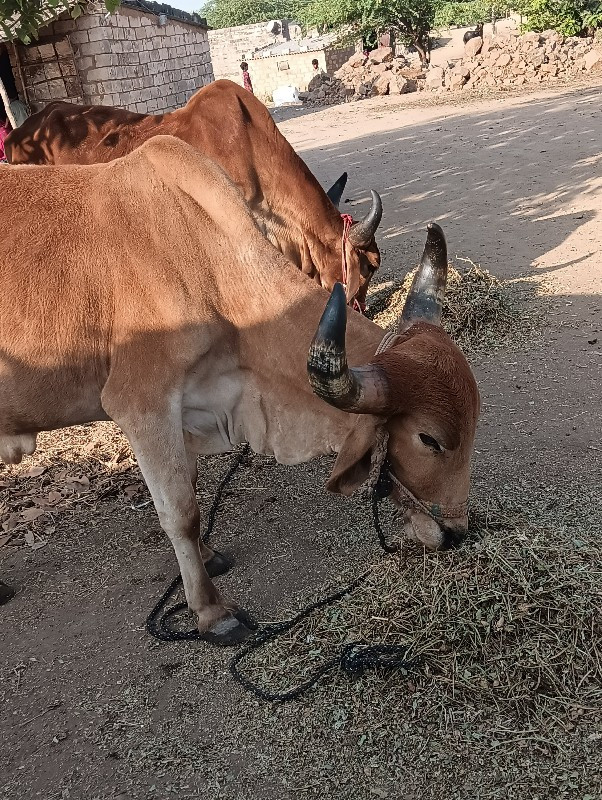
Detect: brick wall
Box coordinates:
(248, 45, 355, 101)
(325, 45, 356, 73)
(208, 20, 288, 85)
(13, 2, 213, 114)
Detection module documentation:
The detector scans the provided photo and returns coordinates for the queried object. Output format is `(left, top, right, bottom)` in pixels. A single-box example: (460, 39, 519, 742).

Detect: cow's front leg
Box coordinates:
(105, 401, 252, 644)
(186, 440, 234, 579)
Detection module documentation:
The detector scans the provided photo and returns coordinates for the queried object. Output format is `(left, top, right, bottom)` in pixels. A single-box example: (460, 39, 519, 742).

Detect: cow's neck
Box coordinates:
(224, 270, 383, 465)
(252, 161, 344, 283)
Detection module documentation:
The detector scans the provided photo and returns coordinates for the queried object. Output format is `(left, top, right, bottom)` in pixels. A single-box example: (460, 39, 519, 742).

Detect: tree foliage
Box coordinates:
(513, 0, 602, 35)
(203, 0, 305, 29)
(0, 0, 119, 43)
(301, 0, 438, 64)
(434, 0, 507, 28)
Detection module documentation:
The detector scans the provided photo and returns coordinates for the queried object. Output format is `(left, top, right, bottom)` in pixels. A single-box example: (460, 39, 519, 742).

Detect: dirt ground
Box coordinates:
(1, 81, 601, 800)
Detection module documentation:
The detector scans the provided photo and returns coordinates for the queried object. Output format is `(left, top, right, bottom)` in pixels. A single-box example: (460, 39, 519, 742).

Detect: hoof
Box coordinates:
(201, 610, 257, 646)
(205, 550, 234, 579)
(0, 581, 15, 606)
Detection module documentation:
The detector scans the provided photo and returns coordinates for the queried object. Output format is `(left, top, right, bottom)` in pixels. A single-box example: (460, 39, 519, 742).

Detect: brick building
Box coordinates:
(208, 20, 356, 102)
(246, 33, 356, 101)
(1, 0, 213, 115)
(208, 19, 292, 87)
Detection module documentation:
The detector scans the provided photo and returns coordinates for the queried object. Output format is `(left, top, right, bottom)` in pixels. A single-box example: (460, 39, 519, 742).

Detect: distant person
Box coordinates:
(312, 58, 320, 72)
(240, 62, 253, 94)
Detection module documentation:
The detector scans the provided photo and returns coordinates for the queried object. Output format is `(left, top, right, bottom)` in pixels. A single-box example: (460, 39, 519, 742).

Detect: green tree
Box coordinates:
(512, 0, 602, 35)
(0, 0, 119, 43)
(435, 0, 507, 28)
(203, 0, 305, 29)
(301, 0, 438, 65)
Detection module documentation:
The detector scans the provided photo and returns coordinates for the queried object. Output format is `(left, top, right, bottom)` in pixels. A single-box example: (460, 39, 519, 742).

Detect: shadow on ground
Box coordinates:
(293, 86, 602, 285)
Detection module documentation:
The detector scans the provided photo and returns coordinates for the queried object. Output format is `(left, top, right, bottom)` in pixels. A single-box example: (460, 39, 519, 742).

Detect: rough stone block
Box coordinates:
(464, 36, 483, 58)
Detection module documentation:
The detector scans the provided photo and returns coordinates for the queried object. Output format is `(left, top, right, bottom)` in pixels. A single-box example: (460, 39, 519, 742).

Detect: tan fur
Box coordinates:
(5, 80, 380, 307)
(0, 136, 479, 634)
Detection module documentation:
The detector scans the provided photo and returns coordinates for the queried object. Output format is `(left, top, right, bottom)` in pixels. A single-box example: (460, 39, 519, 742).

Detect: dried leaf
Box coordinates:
(0, 533, 13, 547)
(2, 513, 21, 531)
(21, 508, 45, 522)
(24, 466, 46, 478)
(24, 531, 35, 545)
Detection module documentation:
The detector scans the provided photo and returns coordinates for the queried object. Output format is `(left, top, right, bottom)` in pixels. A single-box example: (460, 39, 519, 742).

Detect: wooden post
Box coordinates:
(10, 42, 29, 107)
(0, 75, 18, 129)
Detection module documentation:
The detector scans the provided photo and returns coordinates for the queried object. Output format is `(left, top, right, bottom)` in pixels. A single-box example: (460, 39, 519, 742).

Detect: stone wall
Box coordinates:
(324, 45, 356, 74)
(208, 20, 288, 84)
(11, 2, 213, 114)
(427, 29, 602, 91)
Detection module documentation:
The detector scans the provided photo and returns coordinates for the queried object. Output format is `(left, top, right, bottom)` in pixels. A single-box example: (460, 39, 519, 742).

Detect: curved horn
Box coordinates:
(307, 283, 389, 413)
(326, 172, 348, 208)
(398, 222, 448, 330)
(348, 190, 382, 248)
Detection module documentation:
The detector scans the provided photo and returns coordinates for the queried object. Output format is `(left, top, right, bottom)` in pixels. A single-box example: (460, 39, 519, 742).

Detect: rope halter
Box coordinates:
(358, 332, 469, 526)
(340, 213, 366, 314)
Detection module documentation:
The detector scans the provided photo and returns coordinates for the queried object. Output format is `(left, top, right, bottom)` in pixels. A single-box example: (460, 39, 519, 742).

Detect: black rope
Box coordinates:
(146, 446, 419, 699)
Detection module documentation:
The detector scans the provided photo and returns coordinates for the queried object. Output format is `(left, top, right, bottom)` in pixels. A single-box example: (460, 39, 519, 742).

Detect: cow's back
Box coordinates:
(6, 101, 169, 165)
(6, 82, 326, 215)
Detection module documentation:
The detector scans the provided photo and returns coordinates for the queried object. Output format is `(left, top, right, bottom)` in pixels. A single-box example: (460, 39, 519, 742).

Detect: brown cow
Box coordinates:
(0, 137, 479, 641)
(5, 79, 382, 310)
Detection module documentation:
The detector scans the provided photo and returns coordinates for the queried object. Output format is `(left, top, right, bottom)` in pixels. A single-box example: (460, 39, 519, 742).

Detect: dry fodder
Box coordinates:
(368, 259, 545, 353)
(235, 482, 602, 743)
(0, 422, 138, 550)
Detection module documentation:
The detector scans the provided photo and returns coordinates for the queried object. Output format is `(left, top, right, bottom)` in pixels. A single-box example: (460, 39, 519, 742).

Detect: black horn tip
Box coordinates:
(314, 283, 347, 348)
(326, 172, 348, 208)
(370, 189, 383, 218)
(424, 222, 447, 263)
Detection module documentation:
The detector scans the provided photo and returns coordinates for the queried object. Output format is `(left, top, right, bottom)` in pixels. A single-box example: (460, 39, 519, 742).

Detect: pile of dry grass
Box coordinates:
(369, 259, 544, 352)
(0, 422, 138, 549)
(236, 483, 602, 742)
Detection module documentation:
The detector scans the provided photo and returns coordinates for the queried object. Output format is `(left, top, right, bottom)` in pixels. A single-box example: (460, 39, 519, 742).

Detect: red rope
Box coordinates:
(340, 213, 364, 313)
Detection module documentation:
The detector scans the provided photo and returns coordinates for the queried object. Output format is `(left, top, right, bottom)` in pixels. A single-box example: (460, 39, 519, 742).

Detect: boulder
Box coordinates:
(345, 53, 367, 69)
(371, 62, 391, 74)
(583, 49, 602, 71)
(425, 66, 445, 89)
(526, 48, 545, 68)
(497, 52, 512, 68)
(464, 36, 483, 58)
(371, 73, 391, 95)
(370, 47, 394, 64)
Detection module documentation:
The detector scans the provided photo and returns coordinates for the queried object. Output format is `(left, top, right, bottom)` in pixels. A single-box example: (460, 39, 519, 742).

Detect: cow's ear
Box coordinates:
(326, 417, 377, 496)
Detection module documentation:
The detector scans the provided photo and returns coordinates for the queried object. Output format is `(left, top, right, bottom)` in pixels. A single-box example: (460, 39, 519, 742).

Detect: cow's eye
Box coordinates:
(419, 433, 443, 452)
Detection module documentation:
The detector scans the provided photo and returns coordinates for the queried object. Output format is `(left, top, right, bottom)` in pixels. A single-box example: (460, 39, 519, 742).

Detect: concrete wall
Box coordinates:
(208, 20, 288, 85)
(248, 45, 355, 101)
(12, 1, 213, 114)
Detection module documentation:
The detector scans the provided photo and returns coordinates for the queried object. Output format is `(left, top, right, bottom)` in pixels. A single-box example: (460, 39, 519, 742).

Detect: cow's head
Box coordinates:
(307, 223, 480, 550)
(326, 175, 382, 311)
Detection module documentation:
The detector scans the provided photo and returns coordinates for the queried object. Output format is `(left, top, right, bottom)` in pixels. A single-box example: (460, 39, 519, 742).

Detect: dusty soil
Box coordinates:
(1, 82, 601, 800)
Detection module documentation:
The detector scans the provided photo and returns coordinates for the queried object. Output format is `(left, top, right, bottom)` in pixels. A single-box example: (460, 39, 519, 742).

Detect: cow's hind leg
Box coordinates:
(186, 443, 234, 579)
(105, 399, 252, 645)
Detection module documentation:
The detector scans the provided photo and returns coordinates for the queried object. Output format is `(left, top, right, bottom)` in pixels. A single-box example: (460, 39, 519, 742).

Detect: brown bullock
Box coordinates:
(0, 137, 479, 642)
(5, 79, 382, 310)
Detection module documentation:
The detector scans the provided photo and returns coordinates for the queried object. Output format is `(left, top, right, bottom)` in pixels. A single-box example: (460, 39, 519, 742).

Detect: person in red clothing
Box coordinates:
(240, 62, 253, 94)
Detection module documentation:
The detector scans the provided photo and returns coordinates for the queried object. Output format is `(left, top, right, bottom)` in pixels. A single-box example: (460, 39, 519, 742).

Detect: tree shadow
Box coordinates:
(293, 85, 602, 283)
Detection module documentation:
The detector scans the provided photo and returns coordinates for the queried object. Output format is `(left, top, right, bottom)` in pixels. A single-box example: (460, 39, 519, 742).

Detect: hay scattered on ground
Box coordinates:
(0, 422, 138, 550)
(368, 259, 545, 352)
(234, 481, 602, 747)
